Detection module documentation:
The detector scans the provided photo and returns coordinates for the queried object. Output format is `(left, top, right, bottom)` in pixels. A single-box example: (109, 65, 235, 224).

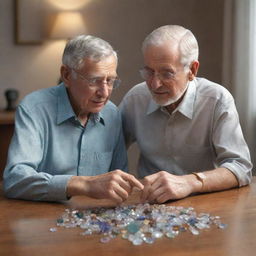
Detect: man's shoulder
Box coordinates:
(20, 85, 60, 110)
(196, 77, 233, 102)
(122, 82, 150, 102)
(101, 100, 121, 120)
(104, 100, 118, 111)
(126, 81, 148, 95)
(119, 82, 152, 115)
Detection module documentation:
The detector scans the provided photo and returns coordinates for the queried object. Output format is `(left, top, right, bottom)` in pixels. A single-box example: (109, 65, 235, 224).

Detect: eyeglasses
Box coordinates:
(72, 69, 121, 89)
(139, 68, 180, 82)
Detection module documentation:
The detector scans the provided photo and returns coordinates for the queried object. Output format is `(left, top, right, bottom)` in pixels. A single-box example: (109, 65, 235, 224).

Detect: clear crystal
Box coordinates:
(100, 236, 111, 243)
(132, 237, 143, 245)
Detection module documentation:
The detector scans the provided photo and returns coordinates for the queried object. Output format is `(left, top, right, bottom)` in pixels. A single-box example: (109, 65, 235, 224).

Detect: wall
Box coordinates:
(0, 0, 225, 170)
(0, 0, 225, 108)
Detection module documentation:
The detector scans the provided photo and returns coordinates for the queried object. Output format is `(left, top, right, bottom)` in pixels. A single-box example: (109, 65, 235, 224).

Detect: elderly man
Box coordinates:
(119, 25, 252, 203)
(4, 35, 143, 202)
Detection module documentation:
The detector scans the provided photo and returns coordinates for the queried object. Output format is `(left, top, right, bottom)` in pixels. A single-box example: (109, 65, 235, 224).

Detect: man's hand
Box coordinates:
(67, 170, 144, 204)
(141, 171, 201, 203)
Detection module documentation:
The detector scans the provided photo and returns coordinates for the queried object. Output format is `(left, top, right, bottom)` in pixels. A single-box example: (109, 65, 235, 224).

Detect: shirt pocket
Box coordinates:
(83, 151, 113, 176)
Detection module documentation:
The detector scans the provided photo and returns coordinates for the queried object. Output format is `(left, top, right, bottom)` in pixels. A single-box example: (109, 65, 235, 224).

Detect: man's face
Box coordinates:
(62, 55, 117, 117)
(143, 43, 191, 106)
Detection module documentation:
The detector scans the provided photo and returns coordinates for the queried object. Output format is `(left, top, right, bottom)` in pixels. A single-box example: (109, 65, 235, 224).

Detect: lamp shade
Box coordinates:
(49, 11, 85, 39)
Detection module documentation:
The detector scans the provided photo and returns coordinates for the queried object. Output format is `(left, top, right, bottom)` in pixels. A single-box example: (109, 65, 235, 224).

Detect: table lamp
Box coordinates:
(48, 11, 85, 40)
(47, 11, 85, 83)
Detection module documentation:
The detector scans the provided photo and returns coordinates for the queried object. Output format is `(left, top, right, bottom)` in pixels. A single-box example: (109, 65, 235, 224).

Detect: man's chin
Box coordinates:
(152, 96, 177, 106)
(90, 103, 107, 113)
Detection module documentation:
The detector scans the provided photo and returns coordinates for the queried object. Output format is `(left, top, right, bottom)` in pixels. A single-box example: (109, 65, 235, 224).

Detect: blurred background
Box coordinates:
(0, 0, 255, 174)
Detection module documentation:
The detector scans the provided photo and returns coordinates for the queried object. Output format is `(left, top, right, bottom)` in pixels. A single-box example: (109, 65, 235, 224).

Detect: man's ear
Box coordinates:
(60, 65, 72, 87)
(188, 61, 200, 81)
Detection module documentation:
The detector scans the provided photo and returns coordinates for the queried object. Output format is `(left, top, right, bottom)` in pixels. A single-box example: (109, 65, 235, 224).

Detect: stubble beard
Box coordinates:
(152, 82, 189, 107)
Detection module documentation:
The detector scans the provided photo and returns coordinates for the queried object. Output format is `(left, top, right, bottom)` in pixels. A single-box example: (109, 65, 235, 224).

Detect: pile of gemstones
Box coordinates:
(52, 203, 227, 245)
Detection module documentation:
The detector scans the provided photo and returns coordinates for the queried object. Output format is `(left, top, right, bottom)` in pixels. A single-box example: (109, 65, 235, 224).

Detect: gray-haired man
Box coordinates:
(4, 35, 143, 202)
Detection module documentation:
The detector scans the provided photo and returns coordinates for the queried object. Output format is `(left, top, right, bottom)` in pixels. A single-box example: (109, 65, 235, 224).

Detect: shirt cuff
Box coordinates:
(48, 175, 74, 201)
(221, 162, 252, 187)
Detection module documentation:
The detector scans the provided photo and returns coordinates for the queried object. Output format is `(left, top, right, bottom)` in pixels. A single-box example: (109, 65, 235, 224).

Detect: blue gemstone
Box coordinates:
(137, 216, 146, 221)
(188, 217, 197, 226)
(76, 212, 84, 218)
(99, 221, 111, 233)
(126, 222, 140, 234)
(57, 218, 64, 224)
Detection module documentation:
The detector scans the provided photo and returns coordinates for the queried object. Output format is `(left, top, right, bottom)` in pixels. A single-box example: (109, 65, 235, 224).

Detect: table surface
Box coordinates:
(0, 178, 256, 256)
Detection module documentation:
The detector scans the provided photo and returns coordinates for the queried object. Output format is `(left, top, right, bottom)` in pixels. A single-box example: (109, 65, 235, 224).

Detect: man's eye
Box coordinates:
(162, 72, 175, 79)
(146, 70, 154, 76)
(106, 78, 116, 83)
(90, 78, 101, 84)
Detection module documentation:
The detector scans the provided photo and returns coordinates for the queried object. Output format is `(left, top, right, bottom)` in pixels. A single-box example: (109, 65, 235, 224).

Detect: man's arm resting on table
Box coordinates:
(66, 170, 144, 204)
(141, 168, 239, 203)
(187, 167, 239, 193)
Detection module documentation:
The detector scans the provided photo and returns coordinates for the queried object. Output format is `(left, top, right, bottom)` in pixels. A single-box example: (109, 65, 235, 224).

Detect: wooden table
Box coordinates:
(0, 178, 256, 256)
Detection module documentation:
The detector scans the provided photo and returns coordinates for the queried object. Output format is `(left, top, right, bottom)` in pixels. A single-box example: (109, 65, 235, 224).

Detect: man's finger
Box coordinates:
(147, 186, 165, 202)
(141, 172, 162, 201)
(109, 189, 124, 204)
(141, 181, 151, 202)
(114, 185, 129, 202)
(117, 179, 132, 194)
(156, 192, 172, 203)
(122, 173, 144, 190)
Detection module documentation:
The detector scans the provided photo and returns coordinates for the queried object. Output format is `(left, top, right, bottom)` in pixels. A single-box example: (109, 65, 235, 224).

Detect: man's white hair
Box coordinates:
(142, 25, 199, 69)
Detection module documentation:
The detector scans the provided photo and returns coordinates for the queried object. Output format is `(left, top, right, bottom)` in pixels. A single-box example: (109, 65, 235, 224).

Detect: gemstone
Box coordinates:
(132, 237, 143, 245)
(152, 231, 163, 238)
(189, 226, 200, 235)
(143, 236, 155, 244)
(126, 222, 140, 234)
(76, 212, 84, 218)
(56, 218, 64, 224)
(218, 223, 228, 229)
(100, 236, 111, 243)
(166, 232, 176, 238)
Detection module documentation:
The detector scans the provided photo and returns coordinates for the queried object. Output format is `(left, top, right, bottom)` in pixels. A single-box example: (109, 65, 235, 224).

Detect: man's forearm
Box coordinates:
(186, 168, 239, 194)
(66, 176, 89, 197)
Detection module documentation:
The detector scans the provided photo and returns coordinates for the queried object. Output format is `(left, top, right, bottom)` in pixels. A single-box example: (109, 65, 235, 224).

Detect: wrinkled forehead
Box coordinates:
(79, 55, 118, 75)
(143, 42, 181, 68)
(77, 54, 117, 69)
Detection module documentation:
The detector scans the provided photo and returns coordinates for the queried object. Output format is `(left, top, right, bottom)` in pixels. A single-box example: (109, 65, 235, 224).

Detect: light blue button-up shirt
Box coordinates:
(3, 84, 127, 201)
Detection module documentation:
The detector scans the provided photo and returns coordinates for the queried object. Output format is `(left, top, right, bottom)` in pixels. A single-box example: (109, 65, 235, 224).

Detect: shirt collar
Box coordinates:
(90, 112, 105, 125)
(176, 79, 196, 119)
(57, 83, 105, 125)
(146, 98, 159, 115)
(146, 79, 197, 119)
(57, 83, 76, 125)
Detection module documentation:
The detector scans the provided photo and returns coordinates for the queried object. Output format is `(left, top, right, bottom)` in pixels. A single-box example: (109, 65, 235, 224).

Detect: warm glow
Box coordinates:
(48, 11, 86, 39)
(46, 0, 92, 11)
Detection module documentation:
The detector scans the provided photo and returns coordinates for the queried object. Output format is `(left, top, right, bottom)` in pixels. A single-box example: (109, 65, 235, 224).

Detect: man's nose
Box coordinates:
(149, 75, 163, 90)
(96, 84, 110, 97)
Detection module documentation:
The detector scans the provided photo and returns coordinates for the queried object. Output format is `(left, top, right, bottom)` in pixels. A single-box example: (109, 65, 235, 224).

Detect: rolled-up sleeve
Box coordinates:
(213, 99, 253, 186)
